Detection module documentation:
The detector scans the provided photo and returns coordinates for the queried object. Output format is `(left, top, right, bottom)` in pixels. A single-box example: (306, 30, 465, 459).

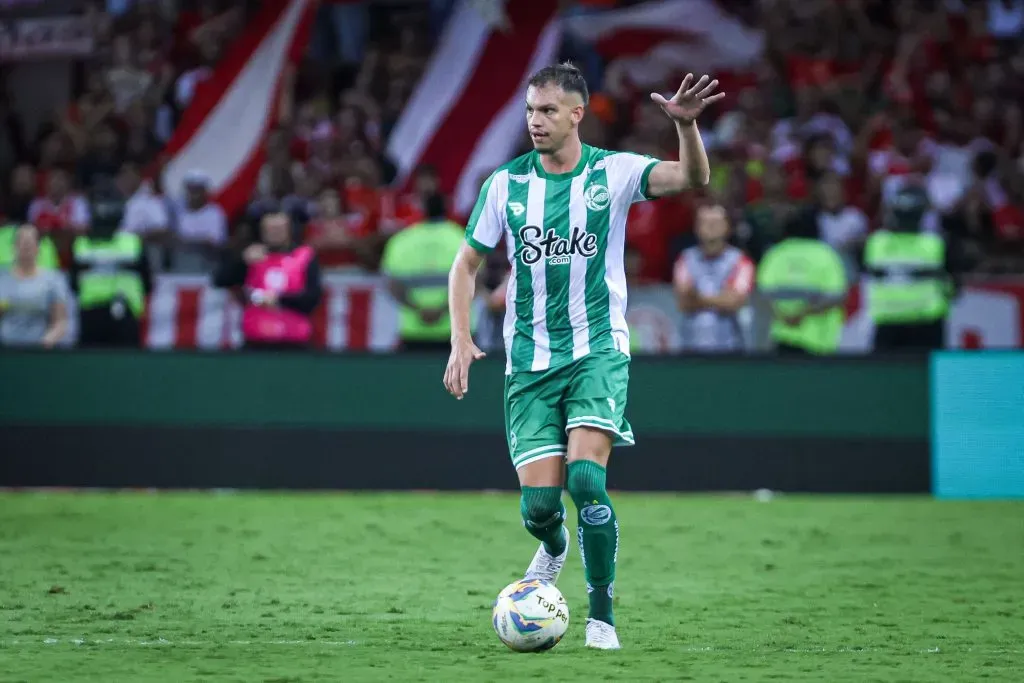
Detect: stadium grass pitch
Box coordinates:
(1, 492, 1022, 682)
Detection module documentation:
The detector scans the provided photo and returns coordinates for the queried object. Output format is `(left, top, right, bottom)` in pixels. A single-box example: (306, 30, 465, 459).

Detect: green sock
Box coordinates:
(520, 486, 567, 557)
(567, 460, 618, 626)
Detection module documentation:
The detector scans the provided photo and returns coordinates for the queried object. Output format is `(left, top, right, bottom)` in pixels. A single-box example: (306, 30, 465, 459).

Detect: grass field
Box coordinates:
(1, 492, 1022, 682)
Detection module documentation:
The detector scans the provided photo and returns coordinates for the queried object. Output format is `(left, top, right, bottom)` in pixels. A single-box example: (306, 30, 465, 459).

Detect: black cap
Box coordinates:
(887, 184, 929, 231)
(89, 186, 126, 235)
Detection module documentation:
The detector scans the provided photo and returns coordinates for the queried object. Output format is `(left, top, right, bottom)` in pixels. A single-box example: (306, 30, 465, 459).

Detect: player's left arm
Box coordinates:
(645, 74, 725, 198)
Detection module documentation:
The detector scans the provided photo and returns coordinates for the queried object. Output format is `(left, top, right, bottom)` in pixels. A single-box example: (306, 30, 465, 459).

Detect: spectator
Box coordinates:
(380, 193, 464, 352)
(864, 183, 955, 351)
(118, 161, 171, 271)
(28, 168, 90, 265)
(672, 204, 755, 353)
(169, 170, 227, 273)
(757, 211, 849, 356)
(69, 188, 151, 348)
(214, 211, 323, 351)
(122, 102, 164, 166)
(77, 122, 122, 191)
(306, 185, 377, 270)
(106, 33, 154, 114)
(738, 163, 798, 262)
(174, 35, 220, 113)
(385, 163, 441, 230)
(4, 164, 38, 223)
(0, 225, 69, 349)
(815, 172, 868, 281)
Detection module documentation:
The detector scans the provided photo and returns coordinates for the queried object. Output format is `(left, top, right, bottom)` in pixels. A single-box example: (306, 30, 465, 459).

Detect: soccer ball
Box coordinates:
(492, 578, 569, 652)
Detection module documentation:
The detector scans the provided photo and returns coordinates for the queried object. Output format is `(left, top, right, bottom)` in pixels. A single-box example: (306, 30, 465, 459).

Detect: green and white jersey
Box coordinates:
(465, 144, 659, 374)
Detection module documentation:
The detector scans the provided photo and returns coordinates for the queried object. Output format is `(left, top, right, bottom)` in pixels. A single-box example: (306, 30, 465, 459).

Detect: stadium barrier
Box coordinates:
(0, 351, 929, 493)
(44, 272, 1024, 352)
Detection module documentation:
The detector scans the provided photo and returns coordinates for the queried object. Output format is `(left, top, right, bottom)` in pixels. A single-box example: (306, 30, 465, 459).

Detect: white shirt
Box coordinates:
(122, 185, 170, 234)
(171, 201, 227, 273)
(175, 202, 227, 244)
(818, 207, 868, 251)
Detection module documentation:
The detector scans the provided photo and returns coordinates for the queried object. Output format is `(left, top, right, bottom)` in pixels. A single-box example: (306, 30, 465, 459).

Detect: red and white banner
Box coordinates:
(386, 0, 561, 216)
(138, 273, 397, 351)
(108, 275, 1024, 353)
(159, 0, 316, 217)
(563, 0, 764, 91)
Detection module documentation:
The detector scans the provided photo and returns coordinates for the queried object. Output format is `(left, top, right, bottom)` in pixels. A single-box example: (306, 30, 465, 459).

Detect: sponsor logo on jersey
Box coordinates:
(519, 225, 598, 267)
(508, 201, 526, 217)
(584, 184, 610, 211)
(509, 173, 531, 183)
(580, 504, 612, 526)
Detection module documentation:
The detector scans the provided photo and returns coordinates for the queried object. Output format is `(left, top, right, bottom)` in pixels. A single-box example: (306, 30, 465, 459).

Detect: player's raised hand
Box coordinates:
(651, 73, 725, 125)
(443, 338, 486, 400)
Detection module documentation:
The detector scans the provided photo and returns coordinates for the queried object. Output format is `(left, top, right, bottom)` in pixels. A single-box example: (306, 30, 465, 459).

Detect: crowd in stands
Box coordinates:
(1, 0, 1022, 289)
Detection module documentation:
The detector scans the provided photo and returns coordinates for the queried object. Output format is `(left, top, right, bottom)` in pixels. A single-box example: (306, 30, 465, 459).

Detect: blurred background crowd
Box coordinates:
(0, 0, 1022, 354)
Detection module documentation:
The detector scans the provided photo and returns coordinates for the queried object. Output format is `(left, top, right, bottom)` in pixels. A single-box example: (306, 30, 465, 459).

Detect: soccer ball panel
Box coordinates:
(492, 579, 569, 652)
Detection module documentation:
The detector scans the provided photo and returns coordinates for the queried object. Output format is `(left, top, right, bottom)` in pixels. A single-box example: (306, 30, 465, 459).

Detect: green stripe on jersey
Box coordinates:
(583, 157, 613, 355)
(542, 174, 574, 369)
(506, 169, 535, 372)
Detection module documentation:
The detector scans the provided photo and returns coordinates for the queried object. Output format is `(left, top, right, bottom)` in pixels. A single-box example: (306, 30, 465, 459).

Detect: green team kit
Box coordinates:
(465, 144, 657, 467)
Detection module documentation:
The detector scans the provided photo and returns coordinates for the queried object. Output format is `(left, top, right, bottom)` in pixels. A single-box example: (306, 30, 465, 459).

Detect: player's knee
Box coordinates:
(566, 460, 608, 501)
(520, 487, 564, 529)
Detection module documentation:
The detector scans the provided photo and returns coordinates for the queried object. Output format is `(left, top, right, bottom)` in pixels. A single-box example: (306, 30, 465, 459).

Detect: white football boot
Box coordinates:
(585, 618, 621, 650)
(523, 525, 570, 584)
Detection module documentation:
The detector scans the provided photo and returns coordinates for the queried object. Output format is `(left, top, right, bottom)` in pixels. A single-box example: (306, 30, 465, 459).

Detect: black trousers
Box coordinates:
(243, 340, 311, 352)
(402, 339, 452, 353)
(78, 306, 141, 348)
(775, 342, 810, 356)
(873, 320, 945, 351)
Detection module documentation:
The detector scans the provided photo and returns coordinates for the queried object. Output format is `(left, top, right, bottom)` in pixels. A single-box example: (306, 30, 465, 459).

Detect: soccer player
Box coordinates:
(443, 63, 722, 649)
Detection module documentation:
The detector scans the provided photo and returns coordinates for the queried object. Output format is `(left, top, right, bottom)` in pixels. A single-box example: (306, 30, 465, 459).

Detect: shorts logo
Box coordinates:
(509, 432, 518, 453)
(607, 398, 616, 412)
(584, 184, 610, 212)
(580, 504, 612, 526)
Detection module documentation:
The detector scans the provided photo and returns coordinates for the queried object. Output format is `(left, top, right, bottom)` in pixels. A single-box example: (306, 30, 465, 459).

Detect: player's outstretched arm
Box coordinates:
(646, 73, 725, 198)
(443, 242, 487, 400)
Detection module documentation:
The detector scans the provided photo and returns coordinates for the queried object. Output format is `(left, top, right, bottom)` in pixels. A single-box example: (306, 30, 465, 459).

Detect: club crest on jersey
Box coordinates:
(519, 225, 598, 266)
(584, 184, 610, 211)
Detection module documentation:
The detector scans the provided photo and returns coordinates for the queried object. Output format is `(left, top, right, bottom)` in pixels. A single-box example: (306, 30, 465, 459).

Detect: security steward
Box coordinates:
(757, 210, 849, 355)
(380, 193, 467, 352)
(69, 188, 151, 347)
(864, 184, 956, 351)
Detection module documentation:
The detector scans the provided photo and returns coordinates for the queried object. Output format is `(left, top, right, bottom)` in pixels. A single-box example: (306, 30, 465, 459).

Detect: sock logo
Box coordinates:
(580, 504, 612, 526)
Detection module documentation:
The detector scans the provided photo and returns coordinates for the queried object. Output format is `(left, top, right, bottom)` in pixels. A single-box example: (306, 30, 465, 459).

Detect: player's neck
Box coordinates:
(538, 137, 583, 175)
